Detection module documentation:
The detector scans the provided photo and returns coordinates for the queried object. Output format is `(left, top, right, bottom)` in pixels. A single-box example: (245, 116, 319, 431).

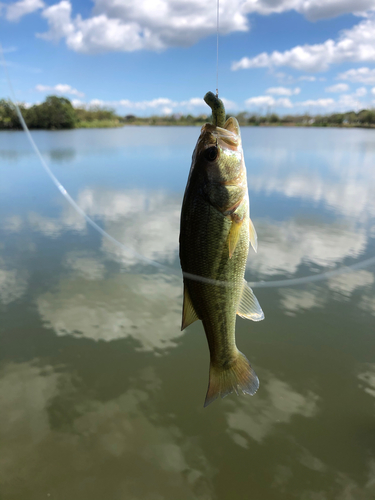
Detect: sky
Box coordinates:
(2, 0, 375, 115)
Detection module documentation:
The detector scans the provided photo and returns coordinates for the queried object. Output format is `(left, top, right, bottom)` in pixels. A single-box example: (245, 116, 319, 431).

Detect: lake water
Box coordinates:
(1, 126, 375, 500)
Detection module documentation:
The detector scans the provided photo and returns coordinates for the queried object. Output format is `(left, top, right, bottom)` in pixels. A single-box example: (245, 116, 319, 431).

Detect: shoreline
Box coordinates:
(2, 122, 375, 130)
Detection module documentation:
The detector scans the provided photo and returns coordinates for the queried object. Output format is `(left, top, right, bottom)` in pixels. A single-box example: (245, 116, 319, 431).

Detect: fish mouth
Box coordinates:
(199, 117, 241, 152)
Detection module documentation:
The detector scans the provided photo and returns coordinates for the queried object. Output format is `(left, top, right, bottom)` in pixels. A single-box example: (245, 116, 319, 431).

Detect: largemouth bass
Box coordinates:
(179, 92, 264, 407)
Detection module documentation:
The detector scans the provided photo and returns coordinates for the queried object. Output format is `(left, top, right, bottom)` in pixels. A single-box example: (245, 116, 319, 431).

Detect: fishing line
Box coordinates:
(0, 43, 167, 273)
(216, 0, 220, 96)
(1, 43, 375, 290)
(249, 255, 375, 289)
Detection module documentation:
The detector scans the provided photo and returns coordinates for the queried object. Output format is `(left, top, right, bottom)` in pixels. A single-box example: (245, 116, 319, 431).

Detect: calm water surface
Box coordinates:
(1, 126, 375, 500)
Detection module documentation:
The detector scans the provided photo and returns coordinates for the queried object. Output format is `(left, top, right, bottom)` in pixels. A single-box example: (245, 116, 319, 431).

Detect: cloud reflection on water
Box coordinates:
(250, 171, 375, 220)
(64, 250, 106, 280)
(37, 273, 183, 350)
(279, 289, 325, 316)
(247, 219, 367, 277)
(23, 186, 371, 277)
(0, 214, 23, 233)
(2, 127, 375, 500)
(225, 375, 319, 446)
(358, 364, 375, 398)
(0, 260, 28, 305)
(28, 210, 86, 237)
(359, 294, 375, 317)
(246, 129, 375, 220)
(0, 361, 214, 500)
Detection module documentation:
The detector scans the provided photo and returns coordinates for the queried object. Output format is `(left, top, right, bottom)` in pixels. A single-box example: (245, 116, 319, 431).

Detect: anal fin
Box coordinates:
(237, 280, 264, 321)
(249, 218, 258, 253)
(181, 283, 199, 331)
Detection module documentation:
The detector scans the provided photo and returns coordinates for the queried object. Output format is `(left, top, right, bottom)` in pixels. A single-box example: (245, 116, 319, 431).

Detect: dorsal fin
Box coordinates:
(181, 283, 199, 331)
(237, 281, 264, 321)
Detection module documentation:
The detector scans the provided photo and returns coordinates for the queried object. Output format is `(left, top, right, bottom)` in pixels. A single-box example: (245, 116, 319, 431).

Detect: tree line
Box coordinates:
(234, 110, 375, 127)
(0, 96, 120, 130)
(2, 95, 375, 129)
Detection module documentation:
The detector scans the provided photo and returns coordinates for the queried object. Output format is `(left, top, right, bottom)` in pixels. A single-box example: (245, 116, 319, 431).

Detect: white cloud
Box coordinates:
(325, 83, 350, 92)
(298, 0, 375, 21)
(299, 75, 317, 81)
(274, 72, 296, 84)
(5, 0, 44, 21)
(0, 46, 17, 53)
(335, 93, 365, 110)
(71, 98, 84, 107)
(35, 0, 375, 55)
(7, 0, 375, 53)
(232, 17, 375, 72)
(0, 59, 41, 73)
(266, 87, 300, 96)
(71, 95, 235, 114)
(245, 89, 368, 113)
(355, 86, 367, 96)
(118, 97, 178, 110)
(38, 0, 248, 53)
(245, 95, 293, 108)
(38, 1, 74, 41)
(295, 93, 365, 111)
(220, 97, 237, 110)
(243, 0, 375, 21)
(297, 98, 335, 107)
(35, 83, 85, 97)
(338, 66, 375, 84)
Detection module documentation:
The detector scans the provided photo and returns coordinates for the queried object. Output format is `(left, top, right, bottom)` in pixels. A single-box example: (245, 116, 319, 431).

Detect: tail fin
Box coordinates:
(204, 351, 259, 407)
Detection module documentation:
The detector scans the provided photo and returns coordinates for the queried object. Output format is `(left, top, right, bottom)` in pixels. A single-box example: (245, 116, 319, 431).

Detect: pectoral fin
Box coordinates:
(249, 218, 258, 253)
(237, 281, 264, 321)
(228, 217, 244, 258)
(181, 283, 199, 331)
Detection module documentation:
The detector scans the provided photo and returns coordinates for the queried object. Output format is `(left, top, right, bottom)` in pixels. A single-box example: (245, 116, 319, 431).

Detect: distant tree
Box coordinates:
(75, 105, 118, 123)
(235, 112, 250, 126)
(269, 113, 279, 123)
(326, 113, 344, 125)
(26, 96, 77, 129)
(0, 99, 22, 129)
(123, 114, 136, 122)
(280, 115, 294, 124)
(358, 109, 375, 125)
(344, 111, 358, 124)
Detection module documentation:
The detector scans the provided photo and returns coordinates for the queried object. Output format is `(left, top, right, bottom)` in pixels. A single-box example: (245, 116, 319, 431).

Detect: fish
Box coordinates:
(179, 91, 264, 407)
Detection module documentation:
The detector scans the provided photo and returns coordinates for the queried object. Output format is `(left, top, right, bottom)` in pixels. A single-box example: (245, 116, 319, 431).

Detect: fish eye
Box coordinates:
(205, 146, 218, 161)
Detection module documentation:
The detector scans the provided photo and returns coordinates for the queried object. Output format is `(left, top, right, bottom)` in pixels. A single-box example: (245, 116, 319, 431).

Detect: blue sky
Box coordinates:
(2, 0, 375, 115)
